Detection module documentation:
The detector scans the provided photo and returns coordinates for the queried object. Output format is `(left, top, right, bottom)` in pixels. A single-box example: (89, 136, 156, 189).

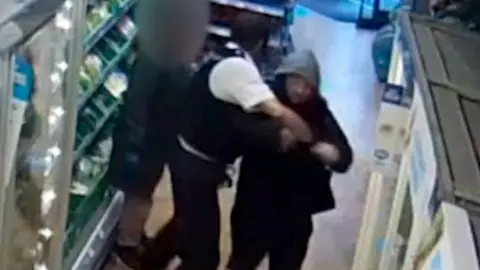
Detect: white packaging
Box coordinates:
(407, 81, 438, 221)
(417, 203, 479, 270)
(373, 84, 410, 178)
(373, 40, 412, 178)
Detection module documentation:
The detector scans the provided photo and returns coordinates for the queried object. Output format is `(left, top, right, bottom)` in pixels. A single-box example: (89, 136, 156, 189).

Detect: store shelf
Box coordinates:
(0, 0, 87, 268)
(207, 22, 286, 52)
(69, 191, 124, 270)
(208, 23, 231, 38)
(63, 0, 136, 265)
(74, 32, 136, 162)
(79, 33, 135, 110)
(84, 0, 137, 53)
(210, 0, 284, 17)
(74, 98, 121, 162)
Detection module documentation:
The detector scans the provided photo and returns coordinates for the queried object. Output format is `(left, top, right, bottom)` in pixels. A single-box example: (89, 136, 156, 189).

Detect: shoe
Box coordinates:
(114, 244, 143, 269)
(140, 221, 177, 269)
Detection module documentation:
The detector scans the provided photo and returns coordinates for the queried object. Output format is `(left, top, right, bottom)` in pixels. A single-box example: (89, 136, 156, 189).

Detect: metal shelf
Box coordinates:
(78, 32, 136, 110)
(210, 0, 284, 17)
(83, 0, 137, 53)
(208, 24, 231, 38)
(74, 98, 121, 162)
(70, 191, 124, 270)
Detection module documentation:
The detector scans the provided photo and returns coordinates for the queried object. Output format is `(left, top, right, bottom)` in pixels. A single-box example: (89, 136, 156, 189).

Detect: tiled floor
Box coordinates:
(107, 6, 379, 270)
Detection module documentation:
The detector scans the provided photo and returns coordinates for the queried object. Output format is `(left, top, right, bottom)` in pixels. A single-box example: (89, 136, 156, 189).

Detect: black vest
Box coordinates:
(180, 44, 250, 164)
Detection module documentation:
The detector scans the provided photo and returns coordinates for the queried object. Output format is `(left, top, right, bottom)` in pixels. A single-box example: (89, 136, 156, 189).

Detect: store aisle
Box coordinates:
(106, 5, 379, 270)
(291, 6, 378, 270)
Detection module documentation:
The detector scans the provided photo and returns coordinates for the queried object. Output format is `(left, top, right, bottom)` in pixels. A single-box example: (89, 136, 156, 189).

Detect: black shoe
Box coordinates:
(114, 244, 143, 269)
(140, 221, 177, 270)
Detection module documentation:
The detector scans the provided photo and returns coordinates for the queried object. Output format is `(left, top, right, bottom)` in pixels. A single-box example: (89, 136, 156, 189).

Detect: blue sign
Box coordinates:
(13, 54, 34, 102)
(430, 251, 443, 270)
(383, 84, 404, 105)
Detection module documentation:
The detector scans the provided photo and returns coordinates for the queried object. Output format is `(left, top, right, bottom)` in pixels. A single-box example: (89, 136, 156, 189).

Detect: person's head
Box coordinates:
(137, 0, 209, 65)
(231, 12, 271, 54)
(275, 50, 321, 104)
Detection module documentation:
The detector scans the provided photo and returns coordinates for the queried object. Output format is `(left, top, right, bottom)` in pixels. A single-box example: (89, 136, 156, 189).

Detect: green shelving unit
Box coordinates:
(63, 0, 137, 268)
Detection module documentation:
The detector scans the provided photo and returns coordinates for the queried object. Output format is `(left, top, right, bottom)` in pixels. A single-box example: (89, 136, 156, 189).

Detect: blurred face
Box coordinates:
(164, 0, 209, 65)
(285, 74, 314, 104)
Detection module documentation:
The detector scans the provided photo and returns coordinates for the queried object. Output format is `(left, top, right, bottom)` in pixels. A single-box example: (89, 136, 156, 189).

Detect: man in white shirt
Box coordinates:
(160, 13, 313, 270)
(208, 17, 311, 141)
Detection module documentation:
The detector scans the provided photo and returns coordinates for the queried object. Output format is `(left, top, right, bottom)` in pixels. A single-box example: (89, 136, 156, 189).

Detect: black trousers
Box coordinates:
(229, 188, 313, 270)
(167, 140, 227, 270)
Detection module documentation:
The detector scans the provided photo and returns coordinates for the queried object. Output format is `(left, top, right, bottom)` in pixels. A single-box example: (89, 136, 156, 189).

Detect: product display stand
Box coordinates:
(353, 11, 480, 270)
(352, 19, 413, 270)
(0, 0, 86, 269)
(64, 0, 137, 268)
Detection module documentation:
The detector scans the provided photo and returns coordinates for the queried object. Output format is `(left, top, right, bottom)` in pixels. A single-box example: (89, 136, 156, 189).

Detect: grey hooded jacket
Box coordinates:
(275, 49, 321, 88)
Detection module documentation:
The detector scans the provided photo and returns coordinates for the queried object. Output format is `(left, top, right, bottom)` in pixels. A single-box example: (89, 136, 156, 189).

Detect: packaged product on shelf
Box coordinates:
(83, 54, 104, 81)
(86, 4, 112, 33)
(117, 16, 137, 38)
(103, 71, 128, 99)
(79, 65, 94, 91)
(72, 154, 108, 196)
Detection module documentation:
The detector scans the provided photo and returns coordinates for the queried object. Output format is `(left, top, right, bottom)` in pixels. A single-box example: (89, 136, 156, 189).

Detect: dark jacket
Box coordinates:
(237, 51, 353, 216)
(106, 54, 192, 196)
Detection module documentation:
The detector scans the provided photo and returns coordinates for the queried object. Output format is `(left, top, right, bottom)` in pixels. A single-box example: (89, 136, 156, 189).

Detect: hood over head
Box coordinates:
(275, 49, 320, 88)
(273, 50, 326, 127)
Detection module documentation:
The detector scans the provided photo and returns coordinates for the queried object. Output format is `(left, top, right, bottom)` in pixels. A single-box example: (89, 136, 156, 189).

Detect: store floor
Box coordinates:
(107, 6, 379, 270)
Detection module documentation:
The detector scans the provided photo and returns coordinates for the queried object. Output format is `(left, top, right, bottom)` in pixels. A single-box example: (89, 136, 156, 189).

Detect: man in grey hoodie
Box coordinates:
(228, 50, 353, 270)
(108, 0, 209, 267)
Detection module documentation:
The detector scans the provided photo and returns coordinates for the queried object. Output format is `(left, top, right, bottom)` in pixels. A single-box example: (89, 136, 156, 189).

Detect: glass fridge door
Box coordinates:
(0, 0, 86, 269)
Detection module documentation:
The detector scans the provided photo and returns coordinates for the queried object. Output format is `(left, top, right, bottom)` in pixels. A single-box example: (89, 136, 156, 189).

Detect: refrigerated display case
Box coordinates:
(354, 11, 480, 270)
(0, 0, 138, 268)
(0, 0, 86, 269)
(65, 0, 137, 268)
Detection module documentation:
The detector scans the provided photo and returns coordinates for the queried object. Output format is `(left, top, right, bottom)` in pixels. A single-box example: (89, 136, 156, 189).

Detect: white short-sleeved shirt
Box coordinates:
(208, 47, 276, 111)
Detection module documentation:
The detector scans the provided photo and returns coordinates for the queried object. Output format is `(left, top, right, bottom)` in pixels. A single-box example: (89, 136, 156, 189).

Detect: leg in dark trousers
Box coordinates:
(168, 142, 223, 270)
(140, 217, 177, 269)
(268, 215, 313, 270)
(228, 187, 274, 270)
(228, 212, 269, 270)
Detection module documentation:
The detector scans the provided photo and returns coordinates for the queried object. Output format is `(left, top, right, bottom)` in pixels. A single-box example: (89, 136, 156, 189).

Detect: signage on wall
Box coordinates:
(383, 83, 411, 108)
